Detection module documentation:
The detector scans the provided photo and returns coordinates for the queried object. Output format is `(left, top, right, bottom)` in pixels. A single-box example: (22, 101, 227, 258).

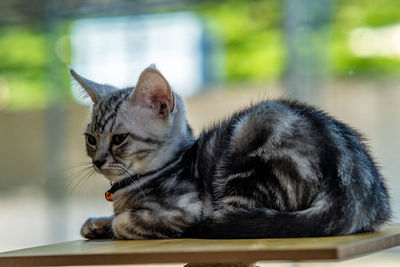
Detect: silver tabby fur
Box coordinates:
(71, 66, 391, 239)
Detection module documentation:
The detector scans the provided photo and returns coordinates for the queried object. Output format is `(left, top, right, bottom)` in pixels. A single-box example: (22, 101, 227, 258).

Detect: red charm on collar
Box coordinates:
(105, 191, 113, 202)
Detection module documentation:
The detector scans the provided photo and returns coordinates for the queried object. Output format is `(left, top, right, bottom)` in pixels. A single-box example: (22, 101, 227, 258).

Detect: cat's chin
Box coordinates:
(98, 168, 128, 182)
(103, 174, 125, 183)
(99, 170, 125, 182)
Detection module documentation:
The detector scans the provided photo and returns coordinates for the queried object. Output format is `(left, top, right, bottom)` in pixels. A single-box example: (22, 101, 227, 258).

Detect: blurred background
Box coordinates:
(1, 0, 400, 265)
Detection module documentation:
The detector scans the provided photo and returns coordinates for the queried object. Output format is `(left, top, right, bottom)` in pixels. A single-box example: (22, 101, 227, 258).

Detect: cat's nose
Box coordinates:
(93, 159, 106, 169)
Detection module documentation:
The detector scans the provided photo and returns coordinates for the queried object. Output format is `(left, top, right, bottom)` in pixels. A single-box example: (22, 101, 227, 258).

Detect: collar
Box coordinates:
(104, 155, 183, 202)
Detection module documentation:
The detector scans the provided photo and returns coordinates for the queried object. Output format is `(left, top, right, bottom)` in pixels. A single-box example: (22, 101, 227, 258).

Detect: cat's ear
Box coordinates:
(69, 68, 114, 104)
(131, 66, 175, 118)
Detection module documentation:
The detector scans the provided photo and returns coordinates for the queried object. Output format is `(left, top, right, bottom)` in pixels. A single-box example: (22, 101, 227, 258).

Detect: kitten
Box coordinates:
(70, 66, 391, 239)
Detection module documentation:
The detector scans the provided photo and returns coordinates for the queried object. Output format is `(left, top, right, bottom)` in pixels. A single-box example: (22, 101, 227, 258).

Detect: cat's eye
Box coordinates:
(112, 134, 128, 146)
(86, 134, 97, 146)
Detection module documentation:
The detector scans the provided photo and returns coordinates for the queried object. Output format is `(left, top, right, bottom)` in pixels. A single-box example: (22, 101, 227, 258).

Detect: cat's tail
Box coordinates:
(183, 199, 378, 238)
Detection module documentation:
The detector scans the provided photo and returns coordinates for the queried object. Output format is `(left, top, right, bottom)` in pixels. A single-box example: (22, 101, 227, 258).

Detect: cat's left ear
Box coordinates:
(69, 68, 116, 104)
(131, 66, 175, 118)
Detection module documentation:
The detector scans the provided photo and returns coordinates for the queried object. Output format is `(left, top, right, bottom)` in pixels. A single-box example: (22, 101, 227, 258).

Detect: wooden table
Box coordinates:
(1, 224, 400, 267)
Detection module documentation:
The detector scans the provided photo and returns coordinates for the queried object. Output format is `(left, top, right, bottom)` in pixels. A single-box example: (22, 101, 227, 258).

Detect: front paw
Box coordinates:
(80, 216, 114, 239)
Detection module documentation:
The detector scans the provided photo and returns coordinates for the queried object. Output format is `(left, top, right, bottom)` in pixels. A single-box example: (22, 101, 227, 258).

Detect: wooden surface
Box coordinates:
(1, 223, 400, 266)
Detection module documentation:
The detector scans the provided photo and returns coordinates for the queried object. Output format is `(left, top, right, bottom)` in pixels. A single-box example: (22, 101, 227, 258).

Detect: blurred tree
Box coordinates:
(332, 0, 400, 77)
(0, 24, 71, 110)
(198, 0, 400, 81)
(198, 0, 284, 82)
(0, 27, 47, 109)
(1, 0, 400, 109)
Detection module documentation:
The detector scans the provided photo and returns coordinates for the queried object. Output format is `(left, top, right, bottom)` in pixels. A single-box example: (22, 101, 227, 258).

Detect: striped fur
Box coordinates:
(72, 67, 391, 240)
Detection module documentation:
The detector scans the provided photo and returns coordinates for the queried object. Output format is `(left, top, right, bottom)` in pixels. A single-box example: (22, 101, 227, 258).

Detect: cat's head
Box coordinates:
(70, 66, 194, 182)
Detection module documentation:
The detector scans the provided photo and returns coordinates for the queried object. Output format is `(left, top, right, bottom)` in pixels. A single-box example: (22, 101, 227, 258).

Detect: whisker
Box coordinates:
(120, 166, 146, 198)
(66, 174, 90, 194)
(74, 172, 94, 194)
(57, 162, 93, 176)
(65, 165, 97, 195)
(112, 159, 144, 194)
(65, 169, 91, 189)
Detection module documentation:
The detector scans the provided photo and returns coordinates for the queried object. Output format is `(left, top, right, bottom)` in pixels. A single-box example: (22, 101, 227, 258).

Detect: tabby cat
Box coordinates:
(70, 66, 391, 239)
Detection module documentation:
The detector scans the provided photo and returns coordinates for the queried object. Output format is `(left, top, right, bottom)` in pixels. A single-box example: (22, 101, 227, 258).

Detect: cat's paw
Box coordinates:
(80, 216, 114, 239)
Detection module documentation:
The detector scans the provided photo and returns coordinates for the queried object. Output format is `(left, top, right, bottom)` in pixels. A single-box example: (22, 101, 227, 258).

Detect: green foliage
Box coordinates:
(198, 0, 284, 81)
(0, 27, 47, 109)
(199, 0, 400, 80)
(335, 0, 400, 27)
(1, 0, 400, 109)
(331, 0, 400, 77)
(0, 24, 70, 110)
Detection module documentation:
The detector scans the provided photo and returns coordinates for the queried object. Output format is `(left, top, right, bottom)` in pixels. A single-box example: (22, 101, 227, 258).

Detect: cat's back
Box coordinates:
(197, 99, 325, 172)
(195, 99, 390, 232)
(198, 98, 367, 170)
(197, 100, 323, 206)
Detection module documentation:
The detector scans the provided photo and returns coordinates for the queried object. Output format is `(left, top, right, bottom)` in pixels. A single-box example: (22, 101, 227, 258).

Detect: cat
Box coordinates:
(70, 65, 391, 239)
